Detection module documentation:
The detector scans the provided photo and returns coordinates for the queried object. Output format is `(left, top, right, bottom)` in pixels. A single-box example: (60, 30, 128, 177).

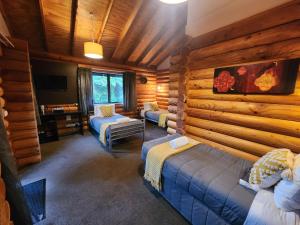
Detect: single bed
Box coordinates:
(142, 109, 168, 123)
(142, 134, 256, 225)
(89, 114, 145, 151)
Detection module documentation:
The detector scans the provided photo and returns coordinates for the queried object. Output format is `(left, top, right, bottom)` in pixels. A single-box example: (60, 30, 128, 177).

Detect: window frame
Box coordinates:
(92, 72, 124, 104)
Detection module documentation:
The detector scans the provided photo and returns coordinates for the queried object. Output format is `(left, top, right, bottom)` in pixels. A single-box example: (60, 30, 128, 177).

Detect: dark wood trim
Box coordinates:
(69, 0, 78, 55)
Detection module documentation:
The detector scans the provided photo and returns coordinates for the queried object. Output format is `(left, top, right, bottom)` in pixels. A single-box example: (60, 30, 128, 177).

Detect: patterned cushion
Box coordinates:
(249, 149, 294, 188)
(150, 102, 159, 111)
(100, 105, 113, 117)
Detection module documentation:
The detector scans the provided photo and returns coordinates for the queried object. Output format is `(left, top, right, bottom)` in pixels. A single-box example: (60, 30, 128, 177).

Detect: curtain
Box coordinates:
(123, 72, 137, 112)
(77, 68, 92, 116)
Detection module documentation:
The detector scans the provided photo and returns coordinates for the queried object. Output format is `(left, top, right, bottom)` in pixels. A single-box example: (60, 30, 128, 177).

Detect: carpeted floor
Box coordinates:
(20, 122, 190, 225)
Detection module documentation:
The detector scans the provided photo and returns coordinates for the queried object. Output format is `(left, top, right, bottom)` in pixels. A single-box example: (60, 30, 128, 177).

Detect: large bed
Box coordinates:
(142, 134, 256, 225)
(89, 114, 145, 151)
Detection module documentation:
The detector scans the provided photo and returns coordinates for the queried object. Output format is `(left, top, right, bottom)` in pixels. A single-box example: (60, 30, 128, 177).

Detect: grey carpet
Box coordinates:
(20, 122, 190, 225)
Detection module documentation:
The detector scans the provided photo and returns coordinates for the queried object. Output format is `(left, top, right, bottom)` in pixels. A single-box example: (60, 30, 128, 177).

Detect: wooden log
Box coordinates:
(169, 74, 180, 82)
(0, 178, 5, 201)
(187, 134, 259, 162)
(157, 101, 168, 106)
(187, 89, 300, 105)
(167, 113, 177, 121)
(168, 105, 177, 114)
(9, 129, 38, 141)
(0, 87, 3, 97)
(5, 102, 34, 112)
(190, 20, 300, 60)
(3, 120, 9, 129)
(14, 147, 40, 158)
(7, 111, 35, 122)
(169, 90, 179, 98)
(157, 93, 169, 98)
(169, 81, 179, 90)
(186, 108, 300, 138)
(12, 138, 39, 150)
(167, 120, 177, 129)
(189, 68, 214, 80)
(3, 91, 33, 102)
(0, 59, 29, 72)
(188, 79, 213, 89)
(167, 127, 176, 134)
(189, 38, 300, 70)
(186, 117, 300, 152)
(0, 97, 5, 107)
(3, 48, 28, 61)
(1, 70, 30, 82)
(17, 155, 41, 168)
(185, 125, 273, 156)
(187, 99, 300, 121)
(168, 98, 178, 105)
(8, 120, 37, 131)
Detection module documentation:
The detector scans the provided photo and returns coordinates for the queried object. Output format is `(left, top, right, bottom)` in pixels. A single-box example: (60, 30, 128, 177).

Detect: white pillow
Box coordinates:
(94, 104, 116, 117)
(274, 180, 300, 212)
(143, 102, 152, 111)
(116, 117, 130, 123)
(169, 136, 189, 149)
(293, 155, 300, 185)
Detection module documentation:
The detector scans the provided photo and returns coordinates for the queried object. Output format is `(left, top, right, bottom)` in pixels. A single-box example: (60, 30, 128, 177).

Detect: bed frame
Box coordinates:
(89, 118, 145, 152)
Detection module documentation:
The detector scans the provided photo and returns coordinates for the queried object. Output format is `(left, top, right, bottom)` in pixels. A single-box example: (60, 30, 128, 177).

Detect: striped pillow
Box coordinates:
(249, 149, 294, 188)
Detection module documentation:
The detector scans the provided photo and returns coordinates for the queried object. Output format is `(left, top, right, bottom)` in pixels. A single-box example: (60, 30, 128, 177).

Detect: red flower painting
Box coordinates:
(213, 59, 299, 94)
(213, 71, 235, 92)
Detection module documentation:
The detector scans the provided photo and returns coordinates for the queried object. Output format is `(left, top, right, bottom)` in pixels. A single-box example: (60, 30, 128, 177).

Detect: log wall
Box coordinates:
(136, 72, 157, 113)
(0, 83, 14, 225)
(156, 70, 169, 110)
(183, 0, 300, 161)
(0, 38, 41, 167)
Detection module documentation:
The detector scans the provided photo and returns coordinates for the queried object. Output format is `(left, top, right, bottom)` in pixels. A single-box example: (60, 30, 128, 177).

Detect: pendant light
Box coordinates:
(84, 12, 103, 59)
(160, 0, 187, 4)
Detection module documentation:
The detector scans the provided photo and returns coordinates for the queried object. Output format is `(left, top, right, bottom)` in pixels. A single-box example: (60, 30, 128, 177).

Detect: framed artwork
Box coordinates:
(213, 59, 299, 94)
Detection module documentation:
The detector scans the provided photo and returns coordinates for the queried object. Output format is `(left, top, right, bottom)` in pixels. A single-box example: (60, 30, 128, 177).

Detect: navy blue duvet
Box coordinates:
(142, 135, 256, 225)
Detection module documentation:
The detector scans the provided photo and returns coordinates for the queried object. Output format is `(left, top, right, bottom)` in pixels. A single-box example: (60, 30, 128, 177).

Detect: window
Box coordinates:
(92, 72, 124, 104)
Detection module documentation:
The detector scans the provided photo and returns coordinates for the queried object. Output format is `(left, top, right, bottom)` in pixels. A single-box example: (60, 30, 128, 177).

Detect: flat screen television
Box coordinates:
(36, 75, 67, 90)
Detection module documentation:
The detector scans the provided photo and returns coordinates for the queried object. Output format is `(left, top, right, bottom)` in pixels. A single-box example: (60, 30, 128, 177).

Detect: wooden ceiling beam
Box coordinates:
(69, 0, 78, 55)
(96, 0, 114, 43)
(149, 31, 186, 67)
(126, 6, 167, 64)
(30, 50, 156, 73)
(37, 0, 48, 51)
(111, 0, 144, 60)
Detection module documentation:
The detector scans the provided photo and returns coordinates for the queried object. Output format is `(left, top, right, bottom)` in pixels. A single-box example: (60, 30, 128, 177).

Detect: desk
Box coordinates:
(39, 111, 83, 143)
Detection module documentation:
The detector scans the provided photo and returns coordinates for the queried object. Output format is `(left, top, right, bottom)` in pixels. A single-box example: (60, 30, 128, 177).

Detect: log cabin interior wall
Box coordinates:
(178, 0, 300, 161)
(0, 38, 41, 167)
(156, 70, 169, 110)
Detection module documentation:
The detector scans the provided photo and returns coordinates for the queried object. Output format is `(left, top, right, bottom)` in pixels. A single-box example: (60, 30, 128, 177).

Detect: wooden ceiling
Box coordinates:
(1, 0, 187, 69)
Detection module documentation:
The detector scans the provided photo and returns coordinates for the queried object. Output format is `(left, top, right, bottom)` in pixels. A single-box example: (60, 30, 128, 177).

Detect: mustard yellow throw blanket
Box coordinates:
(158, 113, 168, 128)
(144, 137, 199, 191)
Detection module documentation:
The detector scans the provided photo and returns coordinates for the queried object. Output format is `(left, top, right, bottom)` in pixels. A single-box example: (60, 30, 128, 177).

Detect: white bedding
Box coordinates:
(244, 189, 300, 225)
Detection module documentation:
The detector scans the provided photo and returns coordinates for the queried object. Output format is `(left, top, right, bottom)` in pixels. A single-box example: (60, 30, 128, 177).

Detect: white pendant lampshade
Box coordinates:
(160, 0, 187, 4)
(84, 42, 103, 59)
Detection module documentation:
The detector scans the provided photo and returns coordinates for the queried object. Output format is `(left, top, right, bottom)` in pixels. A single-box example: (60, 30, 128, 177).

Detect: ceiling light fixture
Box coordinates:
(160, 0, 187, 4)
(84, 12, 103, 59)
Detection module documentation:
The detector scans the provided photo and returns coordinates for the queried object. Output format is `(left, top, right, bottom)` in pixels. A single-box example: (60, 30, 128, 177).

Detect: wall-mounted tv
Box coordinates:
(36, 75, 67, 90)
